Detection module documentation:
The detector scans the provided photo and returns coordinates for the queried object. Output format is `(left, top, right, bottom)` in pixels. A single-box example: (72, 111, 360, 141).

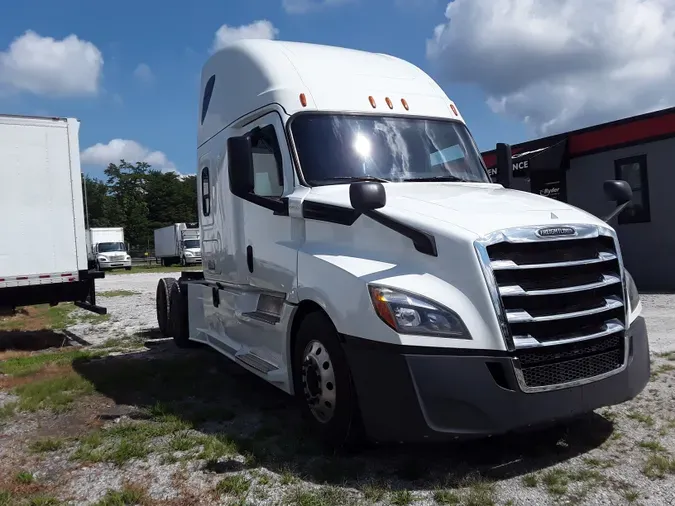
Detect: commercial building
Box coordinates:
(482, 107, 675, 291)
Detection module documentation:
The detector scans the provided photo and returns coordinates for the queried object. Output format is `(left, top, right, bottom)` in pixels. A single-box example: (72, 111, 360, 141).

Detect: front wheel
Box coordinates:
(292, 311, 363, 448)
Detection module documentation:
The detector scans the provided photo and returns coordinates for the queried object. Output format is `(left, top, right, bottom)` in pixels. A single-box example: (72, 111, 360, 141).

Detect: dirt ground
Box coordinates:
(0, 272, 673, 506)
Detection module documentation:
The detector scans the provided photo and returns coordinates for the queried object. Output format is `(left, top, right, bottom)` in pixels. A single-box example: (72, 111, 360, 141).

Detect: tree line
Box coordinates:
(82, 160, 198, 255)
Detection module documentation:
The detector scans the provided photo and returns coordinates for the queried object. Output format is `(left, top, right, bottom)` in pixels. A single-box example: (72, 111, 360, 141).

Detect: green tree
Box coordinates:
(81, 175, 110, 227)
(81, 160, 198, 253)
(104, 160, 150, 248)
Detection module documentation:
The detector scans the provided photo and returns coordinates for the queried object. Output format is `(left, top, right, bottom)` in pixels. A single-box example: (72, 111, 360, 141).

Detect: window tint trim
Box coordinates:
(614, 154, 650, 224)
(285, 110, 487, 188)
(201, 75, 216, 125)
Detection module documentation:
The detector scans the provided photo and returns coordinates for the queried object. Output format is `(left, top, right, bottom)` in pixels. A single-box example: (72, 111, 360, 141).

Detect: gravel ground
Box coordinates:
(0, 271, 673, 506)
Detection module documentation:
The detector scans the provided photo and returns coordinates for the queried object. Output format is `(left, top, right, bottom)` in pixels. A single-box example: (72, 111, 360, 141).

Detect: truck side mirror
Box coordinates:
(602, 180, 633, 223)
(349, 181, 386, 212)
(228, 135, 254, 198)
(603, 180, 633, 205)
(495, 142, 512, 188)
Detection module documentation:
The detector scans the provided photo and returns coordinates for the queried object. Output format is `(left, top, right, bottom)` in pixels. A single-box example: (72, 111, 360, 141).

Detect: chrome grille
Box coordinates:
(476, 224, 628, 391)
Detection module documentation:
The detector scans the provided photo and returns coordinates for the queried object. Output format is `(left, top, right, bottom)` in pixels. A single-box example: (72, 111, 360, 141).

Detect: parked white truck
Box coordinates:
(0, 114, 106, 315)
(156, 40, 649, 447)
(87, 227, 132, 271)
(154, 223, 201, 266)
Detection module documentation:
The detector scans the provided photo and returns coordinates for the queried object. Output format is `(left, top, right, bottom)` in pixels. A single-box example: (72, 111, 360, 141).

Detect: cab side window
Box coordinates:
(251, 126, 284, 198)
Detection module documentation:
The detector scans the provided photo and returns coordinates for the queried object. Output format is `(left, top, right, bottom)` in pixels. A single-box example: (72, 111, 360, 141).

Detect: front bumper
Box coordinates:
(342, 316, 650, 443)
(98, 259, 132, 269)
(184, 256, 201, 265)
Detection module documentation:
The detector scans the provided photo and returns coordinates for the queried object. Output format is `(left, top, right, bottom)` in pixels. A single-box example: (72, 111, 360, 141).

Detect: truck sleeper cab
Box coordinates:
(156, 39, 650, 446)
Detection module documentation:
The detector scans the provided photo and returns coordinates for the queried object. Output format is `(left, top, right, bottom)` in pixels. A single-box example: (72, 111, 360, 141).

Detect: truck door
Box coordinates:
(229, 111, 298, 364)
(238, 112, 297, 295)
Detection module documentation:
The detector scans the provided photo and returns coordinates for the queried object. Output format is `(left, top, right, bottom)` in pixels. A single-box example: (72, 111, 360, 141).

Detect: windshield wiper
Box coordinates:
(317, 176, 390, 183)
(403, 176, 468, 182)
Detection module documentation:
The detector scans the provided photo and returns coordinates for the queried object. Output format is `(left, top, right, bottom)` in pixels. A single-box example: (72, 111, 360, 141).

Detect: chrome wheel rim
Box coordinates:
(301, 340, 336, 423)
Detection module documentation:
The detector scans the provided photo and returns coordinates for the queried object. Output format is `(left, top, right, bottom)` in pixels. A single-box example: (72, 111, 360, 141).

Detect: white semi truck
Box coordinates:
(156, 40, 649, 446)
(154, 223, 201, 266)
(0, 114, 106, 315)
(86, 227, 132, 271)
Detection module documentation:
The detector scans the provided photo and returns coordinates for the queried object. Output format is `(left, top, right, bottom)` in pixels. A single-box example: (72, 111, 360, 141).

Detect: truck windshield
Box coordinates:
(98, 242, 125, 252)
(290, 114, 490, 185)
(184, 239, 200, 249)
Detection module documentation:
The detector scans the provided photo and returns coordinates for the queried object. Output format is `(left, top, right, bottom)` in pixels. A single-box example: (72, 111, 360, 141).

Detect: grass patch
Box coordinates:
(74, 312, 111, 325)
(639, 440, 667, 453)
(97, 335, 146, 350)
(642, 454, 675, 479)
(0, 304, 77, 332)
(14, 373, 94, 412)
(626, 410, 655, 427)
(73, 416, 192, 466)
(15, 471, 34, 484)
(541, 468, 570, 497)
(98, 290, 138, 298)
(433, 489, 460, 504)
(0, 401, 17, 420)
(390, 490, 413, 506)
(0, 349, 101, 377)
(583, 456, 615, 468)
(93, 485, 149, 506)
(29, 438, 64, 453)
(521, 474, 538, 487)
(284, 487, 354, 506)
(214, 475, 250, 498)
(651, 363, 675, 380)
(464, 481, 496, 506)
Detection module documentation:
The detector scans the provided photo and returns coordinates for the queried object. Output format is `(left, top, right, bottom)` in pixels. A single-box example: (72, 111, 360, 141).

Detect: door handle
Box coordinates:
(246, 245, 254, 273)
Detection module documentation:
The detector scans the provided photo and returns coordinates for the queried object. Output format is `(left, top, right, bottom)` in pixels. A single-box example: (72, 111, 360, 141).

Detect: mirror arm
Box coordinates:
(603, 201, 631, 223)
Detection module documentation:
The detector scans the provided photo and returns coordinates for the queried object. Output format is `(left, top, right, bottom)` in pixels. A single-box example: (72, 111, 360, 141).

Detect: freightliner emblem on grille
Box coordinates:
(536, 226, 576, 238)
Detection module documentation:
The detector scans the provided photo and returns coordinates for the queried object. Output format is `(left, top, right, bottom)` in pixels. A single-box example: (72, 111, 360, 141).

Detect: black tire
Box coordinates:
(168, 281, 197, 348)
(125, 266, 132, 271)
(292, 311, 363, 449)
(156, 277, 177, 337)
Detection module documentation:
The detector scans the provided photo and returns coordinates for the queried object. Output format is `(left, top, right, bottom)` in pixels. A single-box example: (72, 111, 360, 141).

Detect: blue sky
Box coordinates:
(1, 0, 671, 178)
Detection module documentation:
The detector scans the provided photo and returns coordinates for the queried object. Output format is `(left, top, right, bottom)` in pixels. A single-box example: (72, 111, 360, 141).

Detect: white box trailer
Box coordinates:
(0, 114, 105, 314)
(86, 227, 131, 271)
(156, 40, 649, 448)
(154, 223, 201, 266)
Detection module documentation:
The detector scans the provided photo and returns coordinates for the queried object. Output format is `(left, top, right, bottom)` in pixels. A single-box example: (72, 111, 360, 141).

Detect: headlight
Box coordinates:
(368, 286, 469, 339)
(626, 270, 640, 314)
(97, 256, 107, 261)
(185, 251, 194, 257)
(125, 256, 131, 260)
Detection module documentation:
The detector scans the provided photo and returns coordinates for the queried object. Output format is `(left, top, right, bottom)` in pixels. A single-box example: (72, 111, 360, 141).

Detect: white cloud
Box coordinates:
(426, 0, 675, 135)
(282, 0, 354, 14)
(212, 20, 279, 52)
(0, 30, 103, 96)
(81, 139, 177, 173)
(133, 63, 153, 84)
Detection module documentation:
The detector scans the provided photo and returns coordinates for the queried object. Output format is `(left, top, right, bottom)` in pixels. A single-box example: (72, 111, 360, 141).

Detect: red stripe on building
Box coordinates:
(569, 111, 675, 156)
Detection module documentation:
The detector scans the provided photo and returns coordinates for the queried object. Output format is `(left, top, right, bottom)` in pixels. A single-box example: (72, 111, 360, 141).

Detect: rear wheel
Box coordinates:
(292, 311, 363, 449)
(168, 281, 197, 348)
(156, 277, 177, 337)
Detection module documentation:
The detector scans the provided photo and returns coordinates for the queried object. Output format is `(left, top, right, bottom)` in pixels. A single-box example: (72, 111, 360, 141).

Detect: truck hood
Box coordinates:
(185, 248, 201, 254)
(305, 182, 607, 238)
